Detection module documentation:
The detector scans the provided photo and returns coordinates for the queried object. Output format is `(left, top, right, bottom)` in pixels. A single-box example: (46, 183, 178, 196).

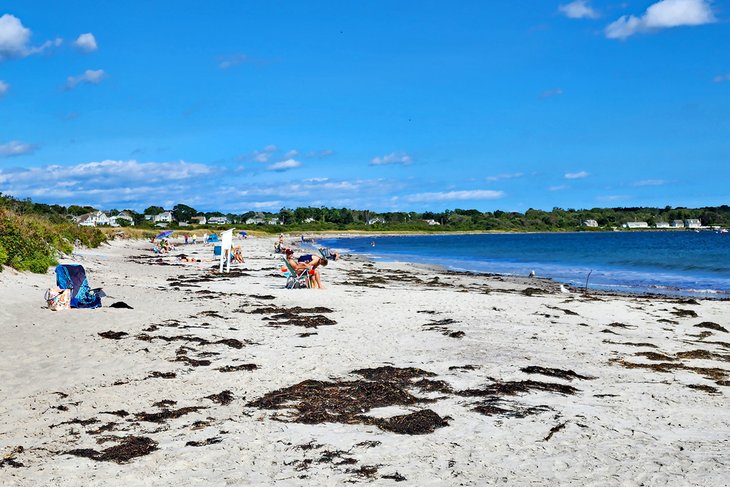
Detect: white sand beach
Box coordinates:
(1, 235, 728, 486)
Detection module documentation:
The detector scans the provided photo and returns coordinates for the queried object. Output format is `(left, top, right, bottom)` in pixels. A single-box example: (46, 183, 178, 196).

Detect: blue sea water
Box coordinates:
(317, 232, 730, 298)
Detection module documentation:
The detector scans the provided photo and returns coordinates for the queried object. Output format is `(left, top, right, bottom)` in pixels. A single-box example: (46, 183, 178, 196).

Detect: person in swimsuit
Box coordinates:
(297, 254, 328, 288)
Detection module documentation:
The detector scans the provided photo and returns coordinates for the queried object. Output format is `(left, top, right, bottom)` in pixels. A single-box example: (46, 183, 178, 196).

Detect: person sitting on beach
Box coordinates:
(319, 247, 340, 261)
(231, 246, 244, 264)
(297, 253, 328, 289)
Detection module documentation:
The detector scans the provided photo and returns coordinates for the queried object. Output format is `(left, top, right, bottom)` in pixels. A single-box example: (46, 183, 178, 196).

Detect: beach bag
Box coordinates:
(45, 287, 71, 311)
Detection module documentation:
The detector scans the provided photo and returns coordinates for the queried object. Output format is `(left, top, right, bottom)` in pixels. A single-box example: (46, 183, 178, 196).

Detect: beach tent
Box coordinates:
(207, 234, 219, 243)
(55, 264, 102, 309)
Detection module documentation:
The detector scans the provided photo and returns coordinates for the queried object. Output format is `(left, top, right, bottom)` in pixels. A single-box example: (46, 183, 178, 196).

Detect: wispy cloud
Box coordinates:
(486, 172, 524, 182)
(405, 189, 505, 202)
(549, 184, 570, 191)
(632, 179, 669, 187)
(284, 149, 299, 158)
(0, 140, 35, 157)
(371, 152, 413, 166)
(605, 0, 715, 40)
(306, 149, 335, 158)
(597, 194, 631, 202)
(541, 88, 564, 98)
(65, 69, 106, 90)
(564, 170, 589, 179)
(559, 1, 599, 19)
(218, 54, 249, 69)
(267, 159, 302, 171)
(0, 80, 9, 97)
(0, 14, 62, 61)
(713, 73, 730, 83)
(249, 144, 278, 162)
(73, 33, 97, 52)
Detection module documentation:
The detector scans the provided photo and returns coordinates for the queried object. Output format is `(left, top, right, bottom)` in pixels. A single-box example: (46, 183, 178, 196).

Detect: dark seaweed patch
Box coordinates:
(98, 331, 128, 340)
(186, 437, 222, 447)
(367, 409, 449, 435)
(135, 406, 205, 423)
(216, 363, 258, 372)
(520, 366, 595, 381)
(671, 308, 698, 318)
(65, 436, 157, 463)
(694, 322, 728, 333)
(544, 421, 567, 441)
(145, 371, 177, 379)
(205, 390, 234, 405)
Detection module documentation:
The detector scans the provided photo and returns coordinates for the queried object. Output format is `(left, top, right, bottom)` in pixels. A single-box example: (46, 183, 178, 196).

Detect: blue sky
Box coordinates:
(1, 0, 728, 212)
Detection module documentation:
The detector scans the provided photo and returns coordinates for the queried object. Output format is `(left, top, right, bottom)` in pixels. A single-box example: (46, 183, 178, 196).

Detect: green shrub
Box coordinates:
(0, 209, 104, 273)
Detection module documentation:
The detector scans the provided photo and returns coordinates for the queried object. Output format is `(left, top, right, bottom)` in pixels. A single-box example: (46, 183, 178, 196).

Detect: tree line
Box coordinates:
(2, 194, 729, 232)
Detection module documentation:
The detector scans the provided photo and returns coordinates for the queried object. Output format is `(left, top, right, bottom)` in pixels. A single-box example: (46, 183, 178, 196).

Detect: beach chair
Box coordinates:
(281, 256, 310, 289)
(55, 264, 103, 309)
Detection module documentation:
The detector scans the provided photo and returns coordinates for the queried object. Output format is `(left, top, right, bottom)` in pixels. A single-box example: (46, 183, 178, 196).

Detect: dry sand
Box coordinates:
(1, 235, 729, 486)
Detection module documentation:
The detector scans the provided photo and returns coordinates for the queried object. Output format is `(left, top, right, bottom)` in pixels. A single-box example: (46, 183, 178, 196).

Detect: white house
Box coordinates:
(208, 216, 230, 225)
(368, 217, 385, 225)
(190, 215, 207, 225)
(623, 221, 649, 229)
(582, 220, 599, 227)
(154, 211, 174, 223)
(245, 217, 265, 225)
(684, 219, 701, 229)
(424, 219, 441, 226)
(109, 211, 135, 227)
(303, 217, 317, 223)
(671, 220, 684, 228)
(76, 211, 111, 227)
(267, 217, 281, 225)
(655, 221, 670, 228)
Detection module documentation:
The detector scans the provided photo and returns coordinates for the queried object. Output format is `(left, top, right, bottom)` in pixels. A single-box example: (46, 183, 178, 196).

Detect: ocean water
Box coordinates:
(317, 232, 730, 298)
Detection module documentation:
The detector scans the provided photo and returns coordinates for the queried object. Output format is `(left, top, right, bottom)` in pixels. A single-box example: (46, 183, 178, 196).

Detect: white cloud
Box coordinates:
(371, 152, 413, 166)
(549, 184, 570, 191)
(0, 80, 8, 97)
(74, 33, 97, 52)
(713, 73, 730, 83)
(218, 54, 248, 69)
(486, 172, 524, 182)
(0, 140, 35, 157)
(597, 194, 631, 202)
(65, 69, 106, 89)
(0, 14, 61, 61)
(284, 149, 299, 158)
(559, 1, 599, 19)
(606, 0, 715, 39)
(250, 200, 283, 209)
(267, 159, 302, 171)
(405, 190, 505, 202)
(632, 179, 669, 186)
(564, 170, 589, 179)
(541, 88, 564, 98)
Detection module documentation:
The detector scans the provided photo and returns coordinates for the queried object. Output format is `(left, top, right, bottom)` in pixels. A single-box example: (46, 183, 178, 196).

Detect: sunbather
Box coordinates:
(297, 254, 328, 289)
(231, 246, 244, 263)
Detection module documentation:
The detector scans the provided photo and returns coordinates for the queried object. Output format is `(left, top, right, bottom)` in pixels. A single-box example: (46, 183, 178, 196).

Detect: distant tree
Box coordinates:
(67, 205, 97, 216)
(144, 206, 164, 216)
(172, 204, 197, 223)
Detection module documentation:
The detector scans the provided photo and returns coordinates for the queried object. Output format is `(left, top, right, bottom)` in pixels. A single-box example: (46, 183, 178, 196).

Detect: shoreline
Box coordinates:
(1, 235, 728, 485)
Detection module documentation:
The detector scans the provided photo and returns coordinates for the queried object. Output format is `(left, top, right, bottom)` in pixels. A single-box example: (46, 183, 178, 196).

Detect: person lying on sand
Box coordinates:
(176, 254, 201, 263)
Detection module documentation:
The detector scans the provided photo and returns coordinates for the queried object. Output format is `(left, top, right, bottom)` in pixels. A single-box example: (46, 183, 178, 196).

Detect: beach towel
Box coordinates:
(55, 264, 103, 309)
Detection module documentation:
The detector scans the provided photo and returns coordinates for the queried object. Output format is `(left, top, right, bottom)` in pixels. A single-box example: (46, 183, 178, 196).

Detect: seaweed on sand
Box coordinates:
(694, 322, 728, 333)
(134, 406, 205, 423)
(247, 366, 449, 434)
(65, 436, 157, 463)
(520, 366, 595, 381)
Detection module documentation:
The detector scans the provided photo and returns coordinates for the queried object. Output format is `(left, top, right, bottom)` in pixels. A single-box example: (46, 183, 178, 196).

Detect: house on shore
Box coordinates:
(153, 211, 174, 224)
(582, 219, 598, 227)
(424, 219, 441, 226)
(368, 217, 385, 225)
(622, 221, 649, 229)
(109, 211, 135, 227)
(654, 221, 670, 229)
(190, 215, 207, 225)
(670, 220, 684, 228)
(684, 219, 702, 229)
(208, 216, 230, 225)
(76, 211, 111, 227)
